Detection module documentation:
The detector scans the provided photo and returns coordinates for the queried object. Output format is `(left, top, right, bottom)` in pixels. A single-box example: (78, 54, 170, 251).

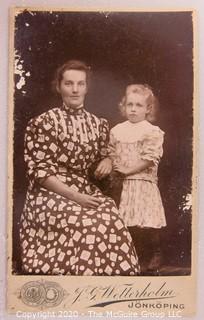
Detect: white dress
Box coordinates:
(109, 120, 167, 228)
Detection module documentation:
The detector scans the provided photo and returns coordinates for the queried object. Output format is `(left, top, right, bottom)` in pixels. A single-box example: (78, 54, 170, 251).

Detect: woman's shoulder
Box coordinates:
(85, 110, 109, 127)
(28, 107, 61, 126)
(26, 108, 63, 135)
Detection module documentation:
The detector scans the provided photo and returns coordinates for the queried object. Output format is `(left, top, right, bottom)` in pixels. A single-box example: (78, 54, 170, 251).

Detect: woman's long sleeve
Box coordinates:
(24, 111, 58, 186)
(98, 118, 110, 159)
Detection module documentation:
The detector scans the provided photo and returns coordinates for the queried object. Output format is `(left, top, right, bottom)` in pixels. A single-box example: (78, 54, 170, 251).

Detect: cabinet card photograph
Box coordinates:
(7, 7, 197, 317)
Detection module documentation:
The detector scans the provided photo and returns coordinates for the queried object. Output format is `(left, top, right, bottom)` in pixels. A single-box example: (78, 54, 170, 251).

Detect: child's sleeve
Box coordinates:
(140, 127, 164, 165)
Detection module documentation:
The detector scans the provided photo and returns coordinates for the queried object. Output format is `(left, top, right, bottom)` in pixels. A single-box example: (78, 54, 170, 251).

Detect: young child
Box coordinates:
(109, 84, 166, 273)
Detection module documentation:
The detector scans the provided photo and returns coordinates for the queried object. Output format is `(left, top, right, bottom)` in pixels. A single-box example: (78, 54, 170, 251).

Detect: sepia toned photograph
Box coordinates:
(7, 6, 197, 317)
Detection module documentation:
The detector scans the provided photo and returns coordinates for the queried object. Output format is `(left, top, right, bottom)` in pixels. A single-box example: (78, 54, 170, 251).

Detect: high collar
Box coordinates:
(126, 119, 148, 128)
(61, 103, 85, 115)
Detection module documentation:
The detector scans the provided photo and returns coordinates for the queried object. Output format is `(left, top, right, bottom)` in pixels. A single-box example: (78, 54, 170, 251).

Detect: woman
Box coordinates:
(19, 60, 140, 275)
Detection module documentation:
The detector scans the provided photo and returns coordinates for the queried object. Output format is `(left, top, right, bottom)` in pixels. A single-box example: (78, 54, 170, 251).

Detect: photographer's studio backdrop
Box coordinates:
(13, 10, 193, 275)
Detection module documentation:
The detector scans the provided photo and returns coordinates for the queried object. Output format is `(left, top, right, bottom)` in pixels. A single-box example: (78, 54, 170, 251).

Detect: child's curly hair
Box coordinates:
(119, 84, 159, 123)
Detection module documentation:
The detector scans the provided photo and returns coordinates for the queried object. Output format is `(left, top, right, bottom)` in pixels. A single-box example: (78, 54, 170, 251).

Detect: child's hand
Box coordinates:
(94, 158, 112, 180)
(113, 164, 131, 176)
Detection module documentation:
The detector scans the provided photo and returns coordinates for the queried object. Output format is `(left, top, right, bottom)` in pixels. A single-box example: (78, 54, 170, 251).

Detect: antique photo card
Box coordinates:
(7, 7, 197, 317)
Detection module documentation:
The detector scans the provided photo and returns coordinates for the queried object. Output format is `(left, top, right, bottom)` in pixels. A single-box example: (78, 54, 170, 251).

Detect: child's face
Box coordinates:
(124, 92, 150, 123)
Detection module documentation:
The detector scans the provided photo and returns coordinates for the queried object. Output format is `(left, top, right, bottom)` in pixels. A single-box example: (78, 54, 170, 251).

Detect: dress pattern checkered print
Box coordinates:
(19, 105, 140, 275)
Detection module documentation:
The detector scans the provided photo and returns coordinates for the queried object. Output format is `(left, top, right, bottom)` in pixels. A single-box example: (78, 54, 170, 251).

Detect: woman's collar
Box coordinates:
(61, 102, 85, 115)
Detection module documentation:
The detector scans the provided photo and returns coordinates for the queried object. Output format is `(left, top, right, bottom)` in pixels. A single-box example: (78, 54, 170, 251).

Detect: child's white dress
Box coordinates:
(109, 120, 166, 228)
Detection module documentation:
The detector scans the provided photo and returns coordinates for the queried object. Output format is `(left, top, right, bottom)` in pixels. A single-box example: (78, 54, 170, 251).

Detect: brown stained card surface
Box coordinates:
(7, 7, 197, 318)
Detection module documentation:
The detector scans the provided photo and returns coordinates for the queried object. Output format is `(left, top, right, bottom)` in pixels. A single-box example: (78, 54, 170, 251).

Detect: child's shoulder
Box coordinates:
(143, 121, 164, 132)
(111, 121, 128, 129)
(110, 121, 129, 137)
(110, 120, 164, 143)
(143, 121, 165, 139)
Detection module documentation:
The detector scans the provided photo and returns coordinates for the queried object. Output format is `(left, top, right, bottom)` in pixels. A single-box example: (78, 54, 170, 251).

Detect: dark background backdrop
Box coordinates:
(13, 10, 193, 274)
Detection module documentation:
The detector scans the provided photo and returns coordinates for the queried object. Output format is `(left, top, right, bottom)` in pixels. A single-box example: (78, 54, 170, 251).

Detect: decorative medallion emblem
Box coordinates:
(20, 281, 65, 308)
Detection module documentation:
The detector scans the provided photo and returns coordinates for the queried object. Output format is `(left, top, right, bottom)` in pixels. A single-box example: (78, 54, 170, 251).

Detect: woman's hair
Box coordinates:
(52, 59, 92, 93)
(119, 84, 159, 123)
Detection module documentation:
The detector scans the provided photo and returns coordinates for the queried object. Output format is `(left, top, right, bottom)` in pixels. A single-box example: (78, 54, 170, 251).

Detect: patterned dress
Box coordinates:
(109, 120, 167, 228)
(19, 104, 140, 275)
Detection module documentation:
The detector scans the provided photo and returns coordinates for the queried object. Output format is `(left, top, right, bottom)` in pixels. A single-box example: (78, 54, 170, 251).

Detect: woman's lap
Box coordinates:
(20, 187, 140, 275)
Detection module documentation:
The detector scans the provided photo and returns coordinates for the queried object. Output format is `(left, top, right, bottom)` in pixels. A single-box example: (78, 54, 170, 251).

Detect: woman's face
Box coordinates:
(124, 92, 150, 123)
(57, 69, 88, 108)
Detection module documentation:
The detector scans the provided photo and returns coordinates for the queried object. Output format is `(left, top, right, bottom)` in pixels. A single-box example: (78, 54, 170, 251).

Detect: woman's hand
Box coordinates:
(40, 175, 102, 209)
(94, 158, 112, 180)
(72, 192, 103, 208)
